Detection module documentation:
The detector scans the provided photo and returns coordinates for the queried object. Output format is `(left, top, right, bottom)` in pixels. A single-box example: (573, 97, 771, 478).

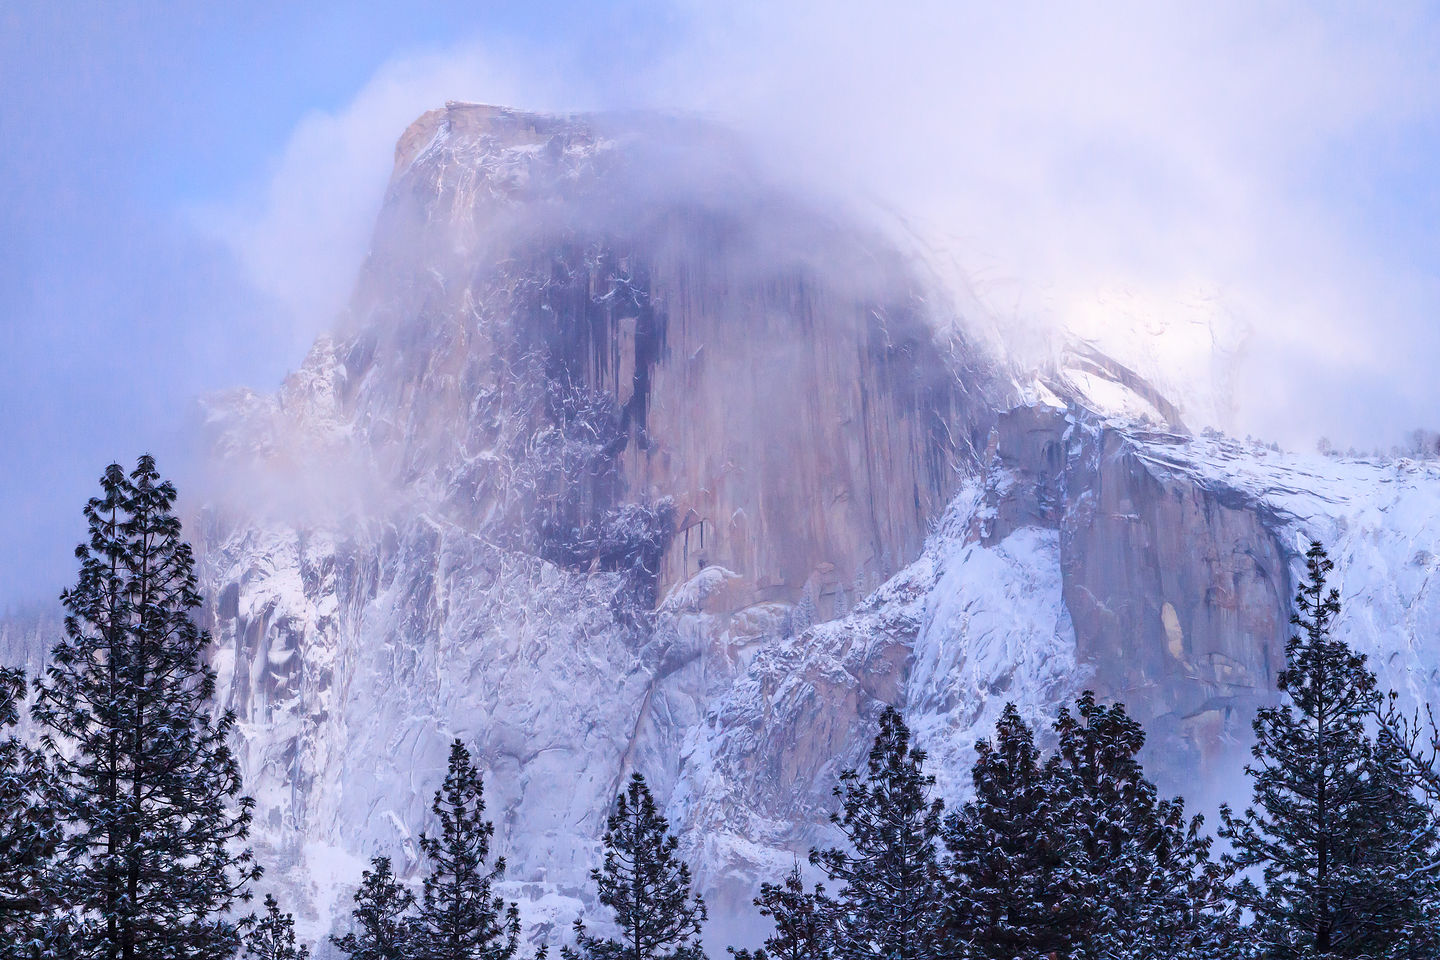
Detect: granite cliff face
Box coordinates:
(977, 406, 1289, 782)
(324, 103, 996, 618)
(108, 104, 1440, 946)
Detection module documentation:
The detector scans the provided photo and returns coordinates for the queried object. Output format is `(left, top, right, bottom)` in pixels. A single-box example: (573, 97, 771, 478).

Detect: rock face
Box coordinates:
(978, 406, 1289, 783)
(1060, 425, 1289, 775)
(332, 102, 998, 618)
(13, 103, 1440, 950)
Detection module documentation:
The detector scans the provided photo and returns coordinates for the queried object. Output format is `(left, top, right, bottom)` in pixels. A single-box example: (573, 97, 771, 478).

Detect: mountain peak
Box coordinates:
(392, 101, 594, 179)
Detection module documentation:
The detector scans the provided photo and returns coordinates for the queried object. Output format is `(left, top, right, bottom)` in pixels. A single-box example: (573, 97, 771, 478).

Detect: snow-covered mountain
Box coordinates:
(16, 103, 1440, 949)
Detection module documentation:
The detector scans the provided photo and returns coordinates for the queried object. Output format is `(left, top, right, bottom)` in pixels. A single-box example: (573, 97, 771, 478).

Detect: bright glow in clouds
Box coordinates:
(210, 2, 1440, 451)
(650, 1, 1440, 448)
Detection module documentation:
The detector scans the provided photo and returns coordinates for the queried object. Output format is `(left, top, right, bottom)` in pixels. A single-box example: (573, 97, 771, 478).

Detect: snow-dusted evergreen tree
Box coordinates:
(810, 706, 943, 960)
(416, 739, 520, 960)
(1343, 731, 1440, 956)
(31, 456, 259, 960)
(244, 894, 310, 960)
(0, 667, 64, 960)
(789, 593, 817, 638)
(730, 863, 832, 960)
(1051, 693, 1234, 959)
(331, 857, 417, 960)
(563, 773, 706, 960)
(1220, 541, 1440, 957)
(937, 703, 1072, 959)
(939, 698, 1231, 960)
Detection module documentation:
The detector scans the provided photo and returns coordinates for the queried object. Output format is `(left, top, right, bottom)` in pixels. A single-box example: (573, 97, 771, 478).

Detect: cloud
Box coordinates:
(196, 43, 576, 361)
(212, 1, 1440, 450)
(636, 1, 1440, 447)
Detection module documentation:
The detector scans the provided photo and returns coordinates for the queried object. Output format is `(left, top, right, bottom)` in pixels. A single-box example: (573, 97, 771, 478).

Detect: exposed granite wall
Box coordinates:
(981, 404, 1290, 780)
(329, 102, 1001, 619)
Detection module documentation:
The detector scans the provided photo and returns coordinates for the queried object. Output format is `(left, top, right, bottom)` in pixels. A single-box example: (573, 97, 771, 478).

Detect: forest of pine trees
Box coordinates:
(8, 459, 1440, 958)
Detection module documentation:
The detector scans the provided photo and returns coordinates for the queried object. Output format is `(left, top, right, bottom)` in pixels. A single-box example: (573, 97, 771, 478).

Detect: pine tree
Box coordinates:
(563, 773, 706, 960)
(1343, 732, 1440, 956)
(245, 894, 311, 960)
(937, 699, 1232, 960)
(937, 703, 1072, 959)
(331, 857, 417, 960)
(0, 667, 64, 960)
(1050, 693, 1234, 959)
(810, 706, 943, 960)
(732, 864, 831, 960)
(1220, 541, 1440, 957)
(31, 456, 260, 960)
(417, 740, 521, 960)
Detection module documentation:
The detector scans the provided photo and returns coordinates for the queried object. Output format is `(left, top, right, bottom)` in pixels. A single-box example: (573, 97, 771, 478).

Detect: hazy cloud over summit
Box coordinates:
(218, 2, 1440, 449)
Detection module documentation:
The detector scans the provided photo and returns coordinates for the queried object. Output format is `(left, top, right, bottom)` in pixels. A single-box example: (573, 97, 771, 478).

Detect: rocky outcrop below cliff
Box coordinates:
(977, 404, 1290, 782)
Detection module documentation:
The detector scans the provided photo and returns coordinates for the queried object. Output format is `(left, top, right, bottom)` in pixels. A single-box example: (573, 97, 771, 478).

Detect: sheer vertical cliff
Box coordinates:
(325, 103, 997, 617)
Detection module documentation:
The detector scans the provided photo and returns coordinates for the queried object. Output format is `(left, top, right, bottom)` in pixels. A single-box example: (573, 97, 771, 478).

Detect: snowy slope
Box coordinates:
(200, 395, 1440, 949)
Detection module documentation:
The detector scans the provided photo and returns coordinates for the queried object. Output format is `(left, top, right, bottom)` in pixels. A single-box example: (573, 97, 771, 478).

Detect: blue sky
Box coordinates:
(3, 2, 1440, 607)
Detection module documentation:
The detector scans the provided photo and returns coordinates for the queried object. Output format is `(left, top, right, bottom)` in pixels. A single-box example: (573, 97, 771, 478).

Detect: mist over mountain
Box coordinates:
(26, 103, 1411, 948)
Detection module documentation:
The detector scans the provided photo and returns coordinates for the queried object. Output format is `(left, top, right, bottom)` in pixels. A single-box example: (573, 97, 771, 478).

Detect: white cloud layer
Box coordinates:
(198, 44, 577, 365)
(209, 2, 1440, 450)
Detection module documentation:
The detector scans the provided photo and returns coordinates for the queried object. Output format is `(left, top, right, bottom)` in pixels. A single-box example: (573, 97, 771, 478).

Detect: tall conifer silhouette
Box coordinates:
(417, 740, 520, 960)
(33, 456, 259, 960)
